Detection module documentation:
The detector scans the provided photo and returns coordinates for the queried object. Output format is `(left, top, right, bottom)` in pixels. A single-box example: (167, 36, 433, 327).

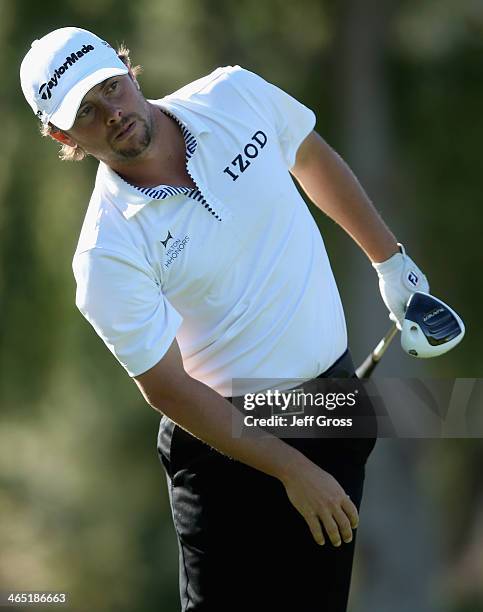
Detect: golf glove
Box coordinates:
(372, 243, 429, 330)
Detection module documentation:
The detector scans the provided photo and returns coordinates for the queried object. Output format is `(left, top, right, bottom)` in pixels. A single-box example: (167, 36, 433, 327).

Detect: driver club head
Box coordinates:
(401, 292, 465, 358)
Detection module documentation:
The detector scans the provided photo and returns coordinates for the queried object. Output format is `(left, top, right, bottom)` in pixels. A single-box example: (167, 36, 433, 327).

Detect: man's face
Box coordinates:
(64, 73, 153, 163)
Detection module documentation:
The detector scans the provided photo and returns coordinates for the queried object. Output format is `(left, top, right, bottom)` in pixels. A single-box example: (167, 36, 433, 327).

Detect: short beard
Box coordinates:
(112, 114, 152, 159)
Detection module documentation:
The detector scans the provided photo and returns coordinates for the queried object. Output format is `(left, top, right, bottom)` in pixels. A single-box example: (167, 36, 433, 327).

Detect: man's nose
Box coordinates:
(105, 104, 122, 125)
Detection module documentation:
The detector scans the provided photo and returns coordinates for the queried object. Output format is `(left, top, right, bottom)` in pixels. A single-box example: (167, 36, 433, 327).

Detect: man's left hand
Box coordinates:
(372, 243, 430, 330)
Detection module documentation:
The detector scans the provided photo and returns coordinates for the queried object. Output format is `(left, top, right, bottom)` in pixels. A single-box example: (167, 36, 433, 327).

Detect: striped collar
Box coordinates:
(133, 109, 197, 201)
(96, 100, 206, 219)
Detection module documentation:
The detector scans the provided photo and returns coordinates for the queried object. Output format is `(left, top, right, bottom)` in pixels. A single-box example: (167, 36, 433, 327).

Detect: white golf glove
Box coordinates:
(372, 243, 429, 330)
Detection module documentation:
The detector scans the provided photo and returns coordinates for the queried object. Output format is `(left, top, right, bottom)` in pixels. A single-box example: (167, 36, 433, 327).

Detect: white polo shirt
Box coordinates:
(73, 65, 347, 396)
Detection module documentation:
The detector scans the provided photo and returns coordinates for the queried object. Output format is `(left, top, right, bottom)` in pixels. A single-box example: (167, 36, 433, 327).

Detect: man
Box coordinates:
(20, 27, 429, 611)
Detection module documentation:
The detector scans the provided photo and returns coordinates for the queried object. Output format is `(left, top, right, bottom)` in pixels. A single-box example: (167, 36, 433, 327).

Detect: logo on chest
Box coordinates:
(223, 130, 267, 181)
(161, 231, 190, 269)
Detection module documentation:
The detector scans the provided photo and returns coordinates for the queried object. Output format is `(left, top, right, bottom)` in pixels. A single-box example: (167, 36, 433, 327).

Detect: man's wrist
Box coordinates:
(275, 446, 314, 485)
(369, 239, 400, 264)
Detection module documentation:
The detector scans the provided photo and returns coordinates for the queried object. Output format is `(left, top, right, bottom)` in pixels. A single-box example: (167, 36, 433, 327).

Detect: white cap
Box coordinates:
(20, 27, 129, 130)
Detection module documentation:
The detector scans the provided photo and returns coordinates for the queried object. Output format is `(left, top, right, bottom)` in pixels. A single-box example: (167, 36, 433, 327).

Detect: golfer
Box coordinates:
(20, 27, 429, 611)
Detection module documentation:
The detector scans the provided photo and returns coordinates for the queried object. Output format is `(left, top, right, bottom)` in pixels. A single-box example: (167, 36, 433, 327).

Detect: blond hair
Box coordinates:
(40, 44, 143, 161)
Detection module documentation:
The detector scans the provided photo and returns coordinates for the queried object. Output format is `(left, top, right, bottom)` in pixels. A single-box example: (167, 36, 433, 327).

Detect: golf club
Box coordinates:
(356, 292, 465, 378)
(356, 323, 398, 379)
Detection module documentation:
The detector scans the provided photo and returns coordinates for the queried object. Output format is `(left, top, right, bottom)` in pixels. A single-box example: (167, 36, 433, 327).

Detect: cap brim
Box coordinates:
(50, 65, 129, 130)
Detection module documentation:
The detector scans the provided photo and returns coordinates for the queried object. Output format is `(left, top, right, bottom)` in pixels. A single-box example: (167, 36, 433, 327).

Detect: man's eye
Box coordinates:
(109, 80, 118, 91)
(78, 106, 91, 119)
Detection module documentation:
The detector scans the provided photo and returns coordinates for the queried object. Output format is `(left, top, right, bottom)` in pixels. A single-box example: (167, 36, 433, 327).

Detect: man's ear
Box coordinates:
(128, 67, 141, 90)
(50, 129, 77, 147)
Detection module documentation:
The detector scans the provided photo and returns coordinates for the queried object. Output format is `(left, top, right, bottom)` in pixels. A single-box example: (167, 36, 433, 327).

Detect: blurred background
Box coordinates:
(1, 0, 482, 610)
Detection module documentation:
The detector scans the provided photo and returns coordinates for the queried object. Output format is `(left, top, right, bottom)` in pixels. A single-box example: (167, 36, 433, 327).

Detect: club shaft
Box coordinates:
(356, 323, 398, 378)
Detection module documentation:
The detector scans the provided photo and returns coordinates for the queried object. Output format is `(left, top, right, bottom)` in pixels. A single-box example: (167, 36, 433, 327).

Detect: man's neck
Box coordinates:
(106, 105, 194, 189)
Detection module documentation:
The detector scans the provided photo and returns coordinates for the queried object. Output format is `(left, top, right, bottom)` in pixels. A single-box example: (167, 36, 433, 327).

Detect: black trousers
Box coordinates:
(157, 350, 377, 612)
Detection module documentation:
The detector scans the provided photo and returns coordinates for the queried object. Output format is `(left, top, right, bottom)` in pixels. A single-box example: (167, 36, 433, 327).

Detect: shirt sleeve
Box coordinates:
(227, 65, 317, 169)
(73, 247, 183, 377)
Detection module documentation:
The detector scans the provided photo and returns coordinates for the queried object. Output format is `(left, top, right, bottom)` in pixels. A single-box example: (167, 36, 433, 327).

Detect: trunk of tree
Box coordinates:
(329, 2, 440, 610)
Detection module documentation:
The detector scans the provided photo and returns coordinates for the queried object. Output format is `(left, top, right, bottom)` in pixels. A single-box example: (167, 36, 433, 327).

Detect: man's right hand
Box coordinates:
(281, 463, 359, 547)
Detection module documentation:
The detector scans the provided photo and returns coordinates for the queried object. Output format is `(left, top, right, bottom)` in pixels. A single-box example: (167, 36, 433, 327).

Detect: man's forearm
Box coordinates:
(145, 374, 308, 484)
(292, 131, 398, 263)
(139, 371, 361, 547)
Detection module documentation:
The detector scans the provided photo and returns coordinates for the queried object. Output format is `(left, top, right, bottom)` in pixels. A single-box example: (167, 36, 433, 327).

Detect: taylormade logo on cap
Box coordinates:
(20, 27, 129, 130)
(38, 43, 95, 100)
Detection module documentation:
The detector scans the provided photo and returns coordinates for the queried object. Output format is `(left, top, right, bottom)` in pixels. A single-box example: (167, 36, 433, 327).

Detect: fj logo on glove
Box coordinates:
(408, 271, 418, 286)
